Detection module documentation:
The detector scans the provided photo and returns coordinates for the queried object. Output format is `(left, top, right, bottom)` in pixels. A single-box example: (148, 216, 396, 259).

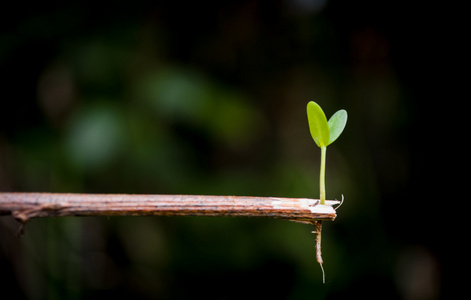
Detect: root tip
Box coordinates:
(320, 263, 325, 284)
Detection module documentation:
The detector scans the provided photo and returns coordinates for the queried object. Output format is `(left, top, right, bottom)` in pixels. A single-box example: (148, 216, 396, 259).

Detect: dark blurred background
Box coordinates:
(0, 0, 463, 299)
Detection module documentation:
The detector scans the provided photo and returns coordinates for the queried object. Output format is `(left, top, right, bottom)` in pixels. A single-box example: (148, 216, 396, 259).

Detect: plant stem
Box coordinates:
(320, 146, 327, 205)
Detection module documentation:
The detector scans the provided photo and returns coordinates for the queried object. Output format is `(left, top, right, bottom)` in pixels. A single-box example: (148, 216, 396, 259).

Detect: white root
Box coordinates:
(312, 221, 325, 283)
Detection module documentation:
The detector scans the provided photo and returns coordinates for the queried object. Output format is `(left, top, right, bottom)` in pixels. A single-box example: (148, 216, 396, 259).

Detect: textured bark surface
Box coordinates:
(0, 193, 338, 224)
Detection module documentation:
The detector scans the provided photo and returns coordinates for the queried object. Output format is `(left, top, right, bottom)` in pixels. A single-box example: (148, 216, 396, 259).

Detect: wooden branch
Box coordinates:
(0, 193, 339, 224)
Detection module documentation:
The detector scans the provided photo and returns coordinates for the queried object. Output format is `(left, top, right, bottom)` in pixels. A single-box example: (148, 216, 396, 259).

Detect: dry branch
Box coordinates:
(0, 193, 338, 224)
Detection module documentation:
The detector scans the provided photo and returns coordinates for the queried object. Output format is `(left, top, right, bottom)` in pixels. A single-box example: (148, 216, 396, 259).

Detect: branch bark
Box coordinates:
(0, 193, 338, 224)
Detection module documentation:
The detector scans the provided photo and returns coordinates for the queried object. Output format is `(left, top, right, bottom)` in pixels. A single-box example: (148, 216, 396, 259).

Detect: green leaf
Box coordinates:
(307, 101, 330, 147)
(327, 109, 347, 145)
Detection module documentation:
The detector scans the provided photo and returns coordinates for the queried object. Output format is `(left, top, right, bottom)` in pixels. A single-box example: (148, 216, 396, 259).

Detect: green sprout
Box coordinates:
(306, 101, 347, 204)
(306, 101, 347, 283)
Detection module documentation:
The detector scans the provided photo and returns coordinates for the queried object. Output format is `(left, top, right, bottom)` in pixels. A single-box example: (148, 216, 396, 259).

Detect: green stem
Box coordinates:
(320, 146, 326, 205)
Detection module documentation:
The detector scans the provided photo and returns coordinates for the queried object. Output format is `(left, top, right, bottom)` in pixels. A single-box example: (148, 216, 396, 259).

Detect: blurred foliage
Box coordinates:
(0, 0, 449, 299)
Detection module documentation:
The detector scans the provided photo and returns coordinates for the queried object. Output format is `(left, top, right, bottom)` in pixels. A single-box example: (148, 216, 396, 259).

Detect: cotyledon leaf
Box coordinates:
(327, 109, 347, 145)
(307, 101, 330, 147)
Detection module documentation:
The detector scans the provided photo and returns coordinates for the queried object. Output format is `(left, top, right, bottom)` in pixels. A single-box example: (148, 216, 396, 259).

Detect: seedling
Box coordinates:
(306, 101, 347, 283)
(307, 101, 347, 204)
